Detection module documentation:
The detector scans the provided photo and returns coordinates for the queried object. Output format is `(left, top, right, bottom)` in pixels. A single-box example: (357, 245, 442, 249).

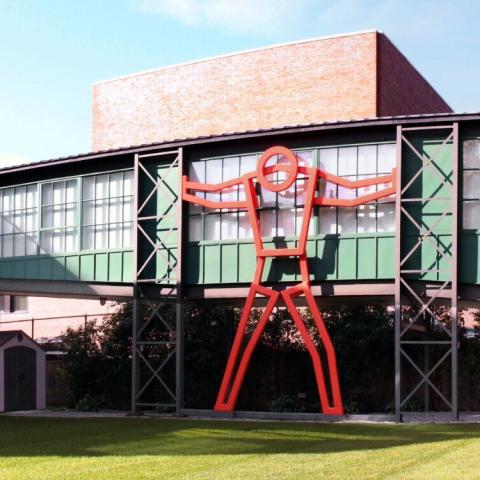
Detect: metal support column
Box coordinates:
(131, 148, 184, 413)
(394, 123, 459, 421)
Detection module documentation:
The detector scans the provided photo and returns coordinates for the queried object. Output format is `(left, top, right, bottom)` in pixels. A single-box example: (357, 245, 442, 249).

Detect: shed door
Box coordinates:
(4, 346, 36, 411)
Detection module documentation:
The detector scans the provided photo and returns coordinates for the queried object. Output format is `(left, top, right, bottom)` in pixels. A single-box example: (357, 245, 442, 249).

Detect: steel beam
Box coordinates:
(394, 123, 459, 421)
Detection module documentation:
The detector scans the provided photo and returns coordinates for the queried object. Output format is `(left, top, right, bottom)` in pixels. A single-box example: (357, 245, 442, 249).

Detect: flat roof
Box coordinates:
(1, 111, 479, 176)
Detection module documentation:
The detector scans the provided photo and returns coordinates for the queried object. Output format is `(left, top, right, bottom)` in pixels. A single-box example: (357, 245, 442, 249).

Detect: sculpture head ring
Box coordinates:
(257, 146, 298, 192)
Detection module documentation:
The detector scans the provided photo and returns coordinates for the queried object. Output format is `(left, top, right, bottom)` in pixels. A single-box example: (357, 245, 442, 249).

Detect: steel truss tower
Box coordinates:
(131, 149, 184, 414)
(395, 124, 459, 421)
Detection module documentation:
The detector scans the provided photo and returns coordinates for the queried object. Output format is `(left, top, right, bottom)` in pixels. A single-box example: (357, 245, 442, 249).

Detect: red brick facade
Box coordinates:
(92, 31, 451, 151)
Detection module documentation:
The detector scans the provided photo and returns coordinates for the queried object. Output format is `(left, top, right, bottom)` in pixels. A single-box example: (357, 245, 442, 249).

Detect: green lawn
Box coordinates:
(0, 417, 479, 479)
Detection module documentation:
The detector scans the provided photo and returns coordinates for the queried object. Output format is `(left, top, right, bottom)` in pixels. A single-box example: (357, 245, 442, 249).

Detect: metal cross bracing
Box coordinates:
(394, 124, 459, 421)
(131, 149, 184, 414)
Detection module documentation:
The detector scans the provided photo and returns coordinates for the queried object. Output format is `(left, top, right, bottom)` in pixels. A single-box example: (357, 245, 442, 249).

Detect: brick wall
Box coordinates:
(377, 34, 452, 116)
(92, 31, 451, 151)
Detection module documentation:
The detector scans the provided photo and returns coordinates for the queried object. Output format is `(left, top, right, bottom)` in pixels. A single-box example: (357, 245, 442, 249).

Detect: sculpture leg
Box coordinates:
(281, 284, 344, 415)
(215, 284, 280, 412)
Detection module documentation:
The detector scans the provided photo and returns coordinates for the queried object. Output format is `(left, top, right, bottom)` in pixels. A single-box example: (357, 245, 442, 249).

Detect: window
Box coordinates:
(463, 139, 480, 229)
(0, 295, 28, 313)
(318, 143, 396, 235)
(82, 171, 134, 250)
(187, 144, 396, 242)
(40, 179, 78, 253)
(0, 185, 38, 257)
(0, 169, 134, 257)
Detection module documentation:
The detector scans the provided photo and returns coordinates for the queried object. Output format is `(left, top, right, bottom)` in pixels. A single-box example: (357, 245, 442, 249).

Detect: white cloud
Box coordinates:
(133, 0, 314, 34)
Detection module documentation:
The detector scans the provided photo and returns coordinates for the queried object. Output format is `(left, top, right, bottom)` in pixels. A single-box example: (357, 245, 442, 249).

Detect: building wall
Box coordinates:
(92, 32, 380, 150)
(0, 296, 119, 340)
(92, 31, 451, 151)
(377, 35, 452, 116)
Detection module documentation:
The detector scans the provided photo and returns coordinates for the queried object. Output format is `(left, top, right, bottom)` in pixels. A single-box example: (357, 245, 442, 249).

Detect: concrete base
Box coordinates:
(179, 408, 396, 423)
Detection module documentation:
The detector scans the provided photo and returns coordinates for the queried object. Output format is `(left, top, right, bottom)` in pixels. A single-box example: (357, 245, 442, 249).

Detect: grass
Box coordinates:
(0, 417, 480, 479)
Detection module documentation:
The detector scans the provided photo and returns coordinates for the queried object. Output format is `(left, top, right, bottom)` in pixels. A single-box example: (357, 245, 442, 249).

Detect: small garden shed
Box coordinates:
(0, 330, 46, 412)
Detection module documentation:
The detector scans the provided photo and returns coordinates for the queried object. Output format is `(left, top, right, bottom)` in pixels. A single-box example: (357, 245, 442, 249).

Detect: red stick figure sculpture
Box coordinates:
(183, 146, 396, 415)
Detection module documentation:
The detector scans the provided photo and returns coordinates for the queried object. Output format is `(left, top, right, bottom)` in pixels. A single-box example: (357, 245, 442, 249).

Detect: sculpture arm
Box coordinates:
(314, 168, 397, 207)
(182, 175, 249, 209)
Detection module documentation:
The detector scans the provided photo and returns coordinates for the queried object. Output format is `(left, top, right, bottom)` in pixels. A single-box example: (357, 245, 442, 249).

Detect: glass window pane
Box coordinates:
(223, 157, 239, 181)
(319, 148, 337, 174)
(123, 171, 133, 196)
(40, 231, 52, 254)
(95, 200, 108, 224)
(378, 144, 396, 173)
(82, 200, 95, 225)
(109, 224, 123, 249)
(42, 206, 53, 228)
(463, 140, 480, 169)
(95, 175, 108, 199)
(26, 185, 37, 208)
(52, 229, 65, 253)
(15, 187, 26, 210)
(13, 211, 25, 232)
(66, 180, 77, 203)
(14, 234, 25, 256)
(358, 145, 377, 175)
(26, 234, 38, 256)
(94, 225, 108, 250)
(3, 212, 14, 234)
(12, 296, 28, 313)
(295, 208, 314, 235)
(124, 197, 133, 222)
(239, 154, 257, 175)
(278, 183, 296, 207)
(338, 207, 356, 233)
(3, 234, 13, 257)
(109, 172, 123, 198)
(277, 209, 295, 236)
(295, 149, 314, 167)
(318, 179, 337, 199)
(189, 216, 203, 241)
(53, 182, 65, 204)
(357, 204, 376, 233)
(463, 171, 480, 199)
(52, 204, 64, 227)
(319, 207, 337, 234)
(189, 161, 205, 183)
(65, 228, 77, 252)
(338, 147, 357, 176)
(377, 203, 395, 232)
(83, 176, 95, 200)
(238, 211, 253, 239)
(65, 203, 77, 226)
(260, 210, 276, 237)
(260, 187, 276, 207)
(109, 198, 123, 223)
(41, 184, 52, 205)
(123, 223, 132, 248)
(221, 212, 238, 240)
(25, 210, 36, 232)
(82, 226, 94, 250)
(205, 214, 221, 240)
(463, 201, 480, 229)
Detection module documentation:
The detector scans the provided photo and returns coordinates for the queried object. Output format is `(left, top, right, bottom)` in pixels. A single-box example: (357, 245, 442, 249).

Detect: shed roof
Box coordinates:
(1, 111, 479, 176)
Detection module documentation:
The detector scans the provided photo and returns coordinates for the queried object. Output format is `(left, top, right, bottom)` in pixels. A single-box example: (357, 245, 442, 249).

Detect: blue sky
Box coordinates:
(1, 0, 479, 164)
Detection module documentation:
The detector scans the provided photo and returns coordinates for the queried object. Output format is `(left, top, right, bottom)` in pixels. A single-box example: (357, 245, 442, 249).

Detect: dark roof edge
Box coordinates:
(1, 112, 479, 175)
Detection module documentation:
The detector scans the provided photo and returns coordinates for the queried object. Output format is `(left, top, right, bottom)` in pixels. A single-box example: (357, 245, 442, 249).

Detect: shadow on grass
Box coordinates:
(0, 417, 479, 458)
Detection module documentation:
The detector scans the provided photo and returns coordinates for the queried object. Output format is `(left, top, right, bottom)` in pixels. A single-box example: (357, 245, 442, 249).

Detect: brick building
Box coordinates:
(92, 30, 451, 151)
